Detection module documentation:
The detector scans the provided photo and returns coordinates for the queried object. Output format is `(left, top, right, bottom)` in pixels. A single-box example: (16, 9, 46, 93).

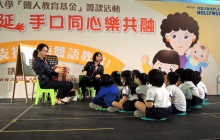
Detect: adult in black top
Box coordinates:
(32, 43, 73, 105)
(79, 52, 104, 100)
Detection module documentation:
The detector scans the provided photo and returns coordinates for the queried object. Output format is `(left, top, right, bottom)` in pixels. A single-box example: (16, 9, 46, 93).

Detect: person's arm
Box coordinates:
(120, 86, 129, 104)
(184, 85, 193, 100)
(200, 81, 208, 93)
(166, 87, 173, 101)
(82, 62, 91, 75)
(95, 65, 104, 79)
(95, 87, 107, 98)
(120, 96, 128, 104)
(187, 82, 199, 97)
(145, 89, 155, 108)
(47, 60, 57, 75)
(145, 100, 154, 108)
(136, 86, 145, 99)
(135, 86, 141, 95)
(143, 97, 153, 108)
(197, 85, 205, 99)
(33, 59, 56, 76)
(48, 60, 55, 68)
(99, 65, 104, 77)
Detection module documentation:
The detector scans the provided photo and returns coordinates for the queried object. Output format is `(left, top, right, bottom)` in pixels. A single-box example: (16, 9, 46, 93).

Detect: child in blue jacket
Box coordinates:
(89, 74, 119, 109)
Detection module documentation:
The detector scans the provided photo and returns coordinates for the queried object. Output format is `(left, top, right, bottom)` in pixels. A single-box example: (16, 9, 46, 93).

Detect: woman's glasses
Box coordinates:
(41, 50, 48, 53)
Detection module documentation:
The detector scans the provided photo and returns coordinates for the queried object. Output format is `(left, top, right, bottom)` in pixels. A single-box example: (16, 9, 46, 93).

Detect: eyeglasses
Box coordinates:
(41, 50, 48, 53)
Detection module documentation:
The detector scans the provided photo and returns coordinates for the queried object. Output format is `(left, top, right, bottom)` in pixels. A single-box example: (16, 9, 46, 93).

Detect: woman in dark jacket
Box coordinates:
(79, 52, 104, 100)
(32, 43, 73, 105)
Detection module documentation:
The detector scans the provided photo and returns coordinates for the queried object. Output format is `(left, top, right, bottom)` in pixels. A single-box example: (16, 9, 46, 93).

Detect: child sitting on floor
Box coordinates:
(136, 73, 149, 102)
(184, 69, 200, 106)
(163, 71, 168, 87)
(166, 72, 186, 114)
(132, 69, 141, 89)
(107, 70, 138, 112)
(196, 72, 208, 100)
(134, 69, 172, 120)
(175, 68, 193, 110)
(194, 71, 205, 103)
(89, 74, 119, 109)
(111, 71, 123, 98)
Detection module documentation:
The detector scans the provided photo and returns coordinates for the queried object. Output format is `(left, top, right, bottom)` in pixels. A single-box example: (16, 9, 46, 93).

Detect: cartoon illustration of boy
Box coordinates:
(141, 50, 180, 74)
(184, 43, 209, 71)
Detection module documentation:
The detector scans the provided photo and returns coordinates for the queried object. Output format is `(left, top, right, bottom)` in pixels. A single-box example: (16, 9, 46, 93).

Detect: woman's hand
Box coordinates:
(55, 67, 64, 74)
(82, 71, 87, 75)
(66, 76, 73, 81)
(95, 74, 101, 79)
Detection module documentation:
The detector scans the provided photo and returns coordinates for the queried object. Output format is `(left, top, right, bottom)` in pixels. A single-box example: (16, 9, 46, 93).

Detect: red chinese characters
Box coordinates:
(86, 16, 102, 31)
(28, 15, 155, 33)
(123, 17, 137, 32)
(68, 15, 83, 31)
(0, 13, 155, 33)
(105, 16, 120, 32)
(29, 14, 46, 30)
(140, 18, 155, 33)
(50, 15, 64, 30)
(0, 14, 26, 32)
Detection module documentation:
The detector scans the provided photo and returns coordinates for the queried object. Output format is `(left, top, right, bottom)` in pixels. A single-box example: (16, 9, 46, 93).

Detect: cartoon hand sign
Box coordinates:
(141, 55, 149, 64)
(15, 22, 26, 33)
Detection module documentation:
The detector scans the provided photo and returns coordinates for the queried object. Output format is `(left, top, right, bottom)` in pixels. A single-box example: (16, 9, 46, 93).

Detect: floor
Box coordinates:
(0, 96, 220, 140)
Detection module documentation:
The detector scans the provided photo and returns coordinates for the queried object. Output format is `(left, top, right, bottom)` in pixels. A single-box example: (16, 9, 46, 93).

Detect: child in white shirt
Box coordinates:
(108, 70, 138, 112)
(198, 81, 208, 99)
(194, 71, 205, 103)
(134, 69, 172, 120)
(184, 69, 200, 106)
(166, 72, 186, 113)
(175, 68, 193, 110)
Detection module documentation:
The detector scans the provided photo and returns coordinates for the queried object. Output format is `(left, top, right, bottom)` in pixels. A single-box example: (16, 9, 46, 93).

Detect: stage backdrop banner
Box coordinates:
(0, 0, 220, 98)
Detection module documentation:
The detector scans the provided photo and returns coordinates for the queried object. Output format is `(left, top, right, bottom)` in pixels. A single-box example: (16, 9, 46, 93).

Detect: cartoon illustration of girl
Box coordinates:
(160, 12, 199, 68)
(141, 50, 180, 74)
(141, 12, 203, 74)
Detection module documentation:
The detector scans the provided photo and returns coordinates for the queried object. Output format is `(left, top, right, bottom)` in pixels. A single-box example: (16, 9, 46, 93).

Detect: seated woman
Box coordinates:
(79, 52, 104, 100)
(32, 43, 73, 105)
(89, 74, 119, 109)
